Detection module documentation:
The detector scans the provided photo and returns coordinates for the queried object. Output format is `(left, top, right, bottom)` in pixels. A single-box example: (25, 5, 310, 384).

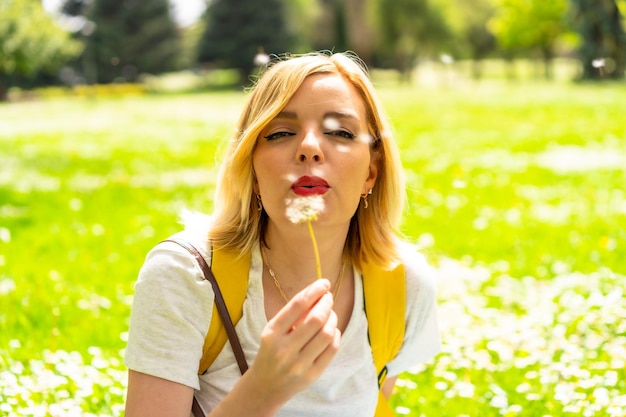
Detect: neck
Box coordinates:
(263, 220, 348, 284)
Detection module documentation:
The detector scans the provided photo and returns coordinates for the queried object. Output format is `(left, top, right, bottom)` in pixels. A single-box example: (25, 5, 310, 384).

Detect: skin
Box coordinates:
(125, 73, 397, 417)
(253, 73, 378, 333)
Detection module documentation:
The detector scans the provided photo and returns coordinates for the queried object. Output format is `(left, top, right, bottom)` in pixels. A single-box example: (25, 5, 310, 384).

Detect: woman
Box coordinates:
(124, 52, 440, 417)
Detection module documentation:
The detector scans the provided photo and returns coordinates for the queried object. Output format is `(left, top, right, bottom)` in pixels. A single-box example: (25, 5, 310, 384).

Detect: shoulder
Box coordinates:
(384, 241, 441, 373)
(153, 210, 213, 261)
(126, 214, 217, 390)
(137, 211, 214, 289)
(397, 241, 437, 297)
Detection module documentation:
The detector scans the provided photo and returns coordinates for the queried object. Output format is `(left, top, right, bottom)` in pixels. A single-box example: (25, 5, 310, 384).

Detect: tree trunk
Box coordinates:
(542, 45, 554, 80)
(573, 0, 626, 79)
(471, 59, 483, 80)
(312, 0, 337, 51)
(0, 83, 8, 102)
(343, 0, 375, 66)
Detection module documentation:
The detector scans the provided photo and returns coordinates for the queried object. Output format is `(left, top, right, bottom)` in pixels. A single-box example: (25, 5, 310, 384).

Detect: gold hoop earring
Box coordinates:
(361, 189, 372, 209)
(256, 194, 263, 211)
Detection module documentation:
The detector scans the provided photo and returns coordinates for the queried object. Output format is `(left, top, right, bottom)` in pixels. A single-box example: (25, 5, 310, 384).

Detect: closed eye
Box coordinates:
(263, 131, 295, 140)
(325, 130, 355, 140)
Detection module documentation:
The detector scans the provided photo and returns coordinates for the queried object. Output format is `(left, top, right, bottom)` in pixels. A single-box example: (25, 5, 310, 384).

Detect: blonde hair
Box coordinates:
(209, 52, 405, 270)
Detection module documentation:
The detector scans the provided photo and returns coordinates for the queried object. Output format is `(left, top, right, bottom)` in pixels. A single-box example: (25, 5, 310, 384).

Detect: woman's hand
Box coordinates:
(214, 278, 341, 416)
(257, 278, 341, 394)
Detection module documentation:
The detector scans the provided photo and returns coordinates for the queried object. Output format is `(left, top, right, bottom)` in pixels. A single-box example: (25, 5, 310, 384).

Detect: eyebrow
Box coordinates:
(273, 110, 359, 120)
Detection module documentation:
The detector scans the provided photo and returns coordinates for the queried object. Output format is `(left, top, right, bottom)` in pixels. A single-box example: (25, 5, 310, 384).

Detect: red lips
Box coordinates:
(291, 176, 330, 196)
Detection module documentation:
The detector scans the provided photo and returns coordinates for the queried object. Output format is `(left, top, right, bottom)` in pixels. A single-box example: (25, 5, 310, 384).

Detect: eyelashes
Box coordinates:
(263, 130, 356, 141)
(329, 130, 355, 140)
(263, 131, 294, 140)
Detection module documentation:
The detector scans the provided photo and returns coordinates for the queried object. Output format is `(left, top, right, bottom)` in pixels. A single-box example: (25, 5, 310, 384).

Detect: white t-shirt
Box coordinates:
(125, 228, 440, 417)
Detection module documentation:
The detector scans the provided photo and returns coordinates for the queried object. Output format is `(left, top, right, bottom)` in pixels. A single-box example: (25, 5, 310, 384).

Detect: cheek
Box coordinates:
(352, 151, 374, 180)
(254, 156, 274, 187)
(253, 150, 287, 199)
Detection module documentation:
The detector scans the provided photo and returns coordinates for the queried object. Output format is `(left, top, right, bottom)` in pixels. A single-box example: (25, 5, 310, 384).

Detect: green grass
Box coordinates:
(1, 79, 625, 416)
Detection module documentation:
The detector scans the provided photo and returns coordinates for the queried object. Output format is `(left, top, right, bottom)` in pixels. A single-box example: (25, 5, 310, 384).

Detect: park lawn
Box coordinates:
(0, 80, 624, 416)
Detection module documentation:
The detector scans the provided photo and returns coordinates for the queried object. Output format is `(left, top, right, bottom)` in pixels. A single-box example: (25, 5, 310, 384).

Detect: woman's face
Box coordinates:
(252, 73, 378, 230)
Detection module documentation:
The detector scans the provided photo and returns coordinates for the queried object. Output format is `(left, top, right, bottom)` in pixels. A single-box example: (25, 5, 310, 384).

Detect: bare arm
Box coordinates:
(125, 279, 340, 417)
(381, 376, 398, 398)
(125, 371, 194, 417)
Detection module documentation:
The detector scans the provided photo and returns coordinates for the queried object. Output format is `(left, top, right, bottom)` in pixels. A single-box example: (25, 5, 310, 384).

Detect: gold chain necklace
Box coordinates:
(262, 248, 346, 303)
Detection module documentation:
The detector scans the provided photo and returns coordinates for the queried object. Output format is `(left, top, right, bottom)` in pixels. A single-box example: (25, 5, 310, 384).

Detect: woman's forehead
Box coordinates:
(281, 74, 366, 115)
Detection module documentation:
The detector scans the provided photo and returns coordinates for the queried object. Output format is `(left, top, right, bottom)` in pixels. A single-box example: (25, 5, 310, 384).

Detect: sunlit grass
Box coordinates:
(1, 80, 625, 415)
(391, 260, 626, 417)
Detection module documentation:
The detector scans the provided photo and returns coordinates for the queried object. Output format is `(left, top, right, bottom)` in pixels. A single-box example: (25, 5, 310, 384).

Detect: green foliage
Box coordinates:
(570, 0, 626, 79)
(431, 0, 497, 62)
(1, 79, 624, 414)
(373, 0, 450, 75)
(197, 0, 296, 84)
(74, 0, 182, 83)
(0, 0, 80, 99)
(489, 0, 570, 57)
(283, 0, 318, 53)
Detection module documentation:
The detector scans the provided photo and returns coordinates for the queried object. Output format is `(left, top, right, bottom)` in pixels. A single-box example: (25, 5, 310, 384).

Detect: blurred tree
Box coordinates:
(310, 0, 376, 65)
(0, 0, 80, 100)
(372, 0, 450, 81)
(62, 0, 91, 16)
(433, 0, 497, 79)
(62, 0, 181, 84)
(570, 0, 626, 79)
(197, 0, 295, 85)
(311, 0, 342, 52)
(282, 0, 317, 53)
(311, 0, 349, 55)
(343, 0, 377, 64)
(489, 0, 570, 79)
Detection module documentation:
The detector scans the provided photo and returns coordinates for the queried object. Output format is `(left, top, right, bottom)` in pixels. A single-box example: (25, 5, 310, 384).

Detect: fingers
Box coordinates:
(270, 279, 331, 335)
(297, 300, 341, 364)
(254, 280, 341, 399)
(264, 278, 340, 367)
(282, 287, 340, 375)
(290, 291, 334, 342)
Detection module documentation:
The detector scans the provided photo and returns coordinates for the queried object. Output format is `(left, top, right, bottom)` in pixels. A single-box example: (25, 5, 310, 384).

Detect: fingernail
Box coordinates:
(318, 278, 331, 291)
(306, 279, 330, 296)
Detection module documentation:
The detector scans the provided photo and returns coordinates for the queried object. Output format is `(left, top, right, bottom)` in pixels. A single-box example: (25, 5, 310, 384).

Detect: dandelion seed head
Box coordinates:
(337, 143, 351, 154)
(285, 195, 325, 224)
(592, 59, 606, 68)
(440, 54, 454, 64)
(254, 52, 270, 67)
(284, 173, 298, 183)
(323, 117, 340, 131)
(356, 132, 374, 145)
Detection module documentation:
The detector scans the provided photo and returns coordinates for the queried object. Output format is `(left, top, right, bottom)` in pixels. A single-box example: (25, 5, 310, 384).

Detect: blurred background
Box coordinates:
(1, 1, 625, 416)
(1, 0, 625, 98)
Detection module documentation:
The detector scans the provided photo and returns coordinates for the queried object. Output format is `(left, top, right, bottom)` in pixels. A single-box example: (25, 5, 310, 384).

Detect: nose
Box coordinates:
(297, 130, 324, 163)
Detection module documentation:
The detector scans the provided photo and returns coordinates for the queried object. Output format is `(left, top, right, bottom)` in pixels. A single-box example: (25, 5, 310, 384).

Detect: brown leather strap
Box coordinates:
(164, 239, 249, 374)
(191, 397, 204, 417)
(163, 239, 249, 417)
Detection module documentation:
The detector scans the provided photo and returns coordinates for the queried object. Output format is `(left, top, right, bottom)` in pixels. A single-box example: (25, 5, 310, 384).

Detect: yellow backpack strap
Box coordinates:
(198, 248, 250, 374)
(362, 261, 406, 417)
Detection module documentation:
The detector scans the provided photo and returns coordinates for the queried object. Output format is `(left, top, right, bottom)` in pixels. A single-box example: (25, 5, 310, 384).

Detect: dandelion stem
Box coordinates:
(307, 220, 322, 279)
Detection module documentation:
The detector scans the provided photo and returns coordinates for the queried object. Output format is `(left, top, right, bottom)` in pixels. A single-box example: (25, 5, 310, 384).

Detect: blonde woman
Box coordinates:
(124, 52, 440, 417)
